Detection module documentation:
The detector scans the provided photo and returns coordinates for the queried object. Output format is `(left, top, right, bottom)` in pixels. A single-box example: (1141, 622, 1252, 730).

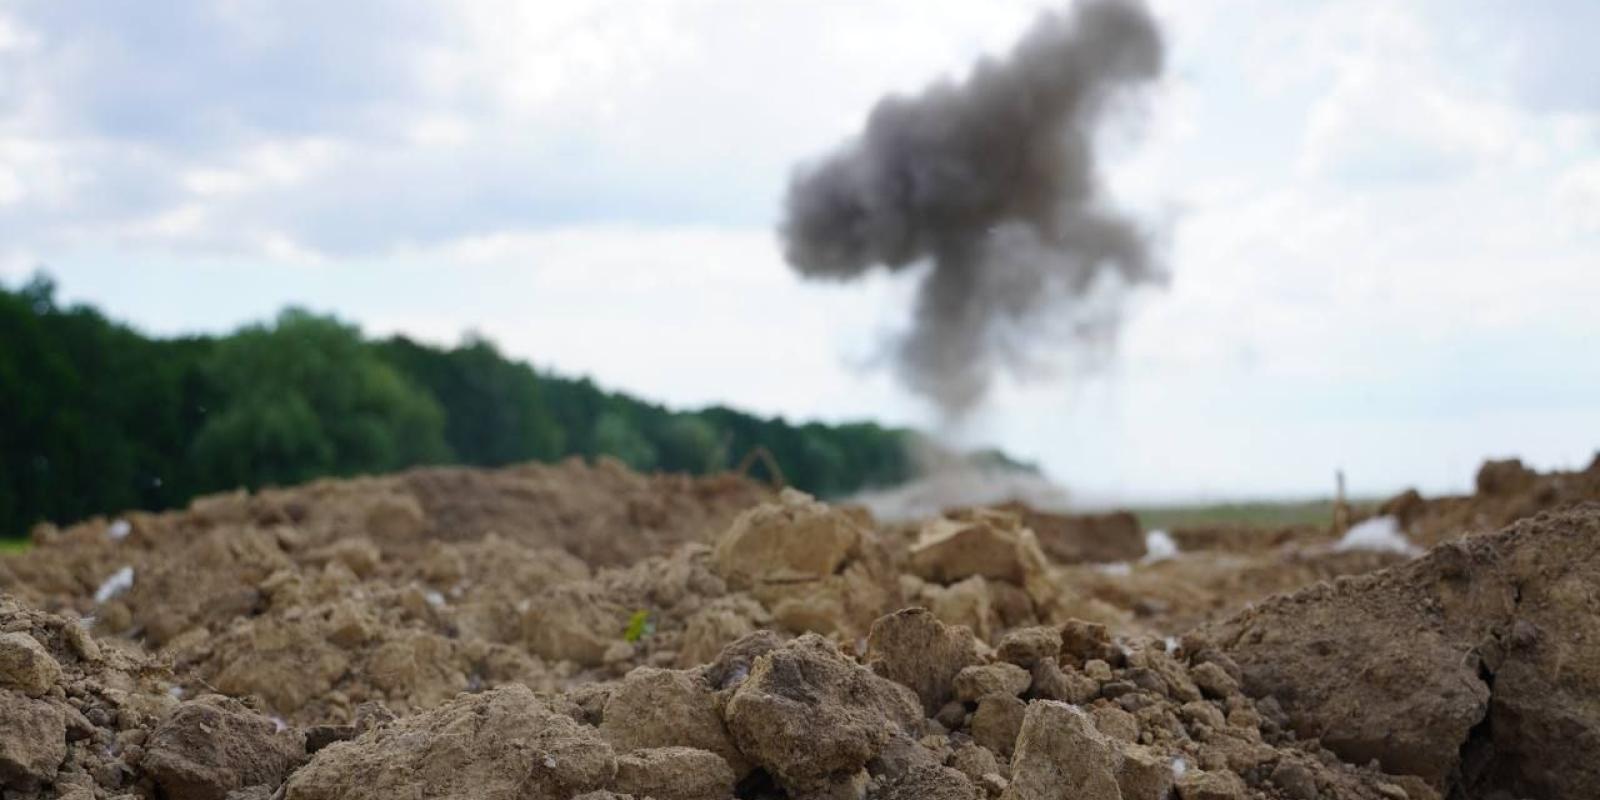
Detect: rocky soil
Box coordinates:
(1, 454, 1597, 799)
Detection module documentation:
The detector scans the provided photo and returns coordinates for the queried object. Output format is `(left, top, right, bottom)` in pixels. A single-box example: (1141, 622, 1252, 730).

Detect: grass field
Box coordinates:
(1130, 498, 1377, 530)
(0, 538, 30, 554)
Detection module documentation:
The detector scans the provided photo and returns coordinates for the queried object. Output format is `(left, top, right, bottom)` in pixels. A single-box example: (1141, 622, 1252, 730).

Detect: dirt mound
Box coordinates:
(1206, 503, 1600, 799)
(3, 454, 1599, 798)
(1379, 455, 1600, 547)
(1057, 547, 1408, 633)
(269, 619, 1421, 800)
(991, 503, 1146, 564)
(6, 457, 767, 620)
(0, 596, 315, 800)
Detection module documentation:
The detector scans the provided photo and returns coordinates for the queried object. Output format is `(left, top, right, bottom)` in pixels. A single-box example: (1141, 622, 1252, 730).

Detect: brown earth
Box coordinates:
(0, 454, 1597, 799)
(1378, 455, 1600, 547)
(1205, 505, 1600, 799)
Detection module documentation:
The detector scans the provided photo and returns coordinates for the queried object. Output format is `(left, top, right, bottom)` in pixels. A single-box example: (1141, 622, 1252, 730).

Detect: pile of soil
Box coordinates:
(1377, 455, 1600, 547)
(1206, 505, 1600, 798)
(1, 454, 1597, 799)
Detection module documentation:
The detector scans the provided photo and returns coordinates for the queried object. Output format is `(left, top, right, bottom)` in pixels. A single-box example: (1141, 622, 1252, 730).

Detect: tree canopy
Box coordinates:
(0, 274, 967, 539)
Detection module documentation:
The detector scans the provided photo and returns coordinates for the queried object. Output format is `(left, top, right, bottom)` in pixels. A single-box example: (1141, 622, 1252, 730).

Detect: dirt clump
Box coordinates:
(909, 510, 1038, 585)
(285, 683, 615, 800)
(715, 490, 899, 641)
(612, 746, 736, 800)
(597, 665, 748, 778)
(994, 625, 1062, 670)
(864, 608, 982, 715)
(0, 596, 308, 800)
(714, 488, 865, 588)
(992, 503, 1147, 564)
(0, 630, 62, 697)
(141, 696, 305, 800)
(1207, 504, 1600, 799)
(1002, 700, 1124, 799)
(725, 633, 924, 795)
(953, 663, 1031, 703)
(0, 689, 66, 791)
(1474, 458, 1538, 496)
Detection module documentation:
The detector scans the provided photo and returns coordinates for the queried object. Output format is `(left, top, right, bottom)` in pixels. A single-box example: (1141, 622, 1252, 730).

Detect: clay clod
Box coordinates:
(724, 634, 922, 795)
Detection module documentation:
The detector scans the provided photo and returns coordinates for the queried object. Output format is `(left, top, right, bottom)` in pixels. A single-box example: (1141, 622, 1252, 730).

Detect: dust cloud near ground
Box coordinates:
(1, 453, 1598, 799)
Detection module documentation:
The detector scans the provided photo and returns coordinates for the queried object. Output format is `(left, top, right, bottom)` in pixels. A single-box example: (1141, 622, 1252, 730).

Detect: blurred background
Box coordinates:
(2, 0, 1597, 539)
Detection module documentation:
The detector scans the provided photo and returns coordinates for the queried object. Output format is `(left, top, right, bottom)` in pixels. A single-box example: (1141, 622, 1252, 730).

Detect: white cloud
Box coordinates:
(0, 164, 19, 206)
(1296, 5, 1524, 182)
(1557, 159, 1600, 234)
(0, 12, 35, 54)
(181, 137, 341, 197)
(4, 0, 1598, 499)
(0, 1, 1062, 261)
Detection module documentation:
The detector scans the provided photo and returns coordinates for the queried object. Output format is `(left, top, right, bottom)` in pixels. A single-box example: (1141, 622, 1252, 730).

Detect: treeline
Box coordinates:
(0, 274, 981, 538)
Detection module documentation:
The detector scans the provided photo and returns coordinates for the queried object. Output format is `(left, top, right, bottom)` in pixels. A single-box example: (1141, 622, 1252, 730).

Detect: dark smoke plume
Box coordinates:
(780, 0, 1165, 416)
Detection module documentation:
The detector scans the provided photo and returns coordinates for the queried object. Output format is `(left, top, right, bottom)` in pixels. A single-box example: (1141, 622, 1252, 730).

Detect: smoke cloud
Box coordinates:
(780, 0, 1165, 416)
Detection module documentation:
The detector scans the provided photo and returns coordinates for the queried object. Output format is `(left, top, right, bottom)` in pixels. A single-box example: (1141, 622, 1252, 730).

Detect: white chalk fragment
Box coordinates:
(94, 566, 135, 604)
(1143, 529, 1178, 562)
(1335, 516, 1421, 556)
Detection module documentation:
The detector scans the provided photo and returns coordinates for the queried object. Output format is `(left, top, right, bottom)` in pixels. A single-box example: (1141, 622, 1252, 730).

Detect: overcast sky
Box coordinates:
(2, 0, 1596, 502)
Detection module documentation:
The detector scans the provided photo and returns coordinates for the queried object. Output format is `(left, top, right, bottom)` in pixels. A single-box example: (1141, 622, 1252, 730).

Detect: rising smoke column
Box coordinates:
(780, 0, 1165, 416)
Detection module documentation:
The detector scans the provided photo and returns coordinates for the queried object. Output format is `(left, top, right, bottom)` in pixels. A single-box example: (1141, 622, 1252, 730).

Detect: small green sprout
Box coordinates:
(623, 610, 655, 643)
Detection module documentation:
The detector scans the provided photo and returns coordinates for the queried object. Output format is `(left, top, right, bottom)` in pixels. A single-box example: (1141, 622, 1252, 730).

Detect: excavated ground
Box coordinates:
(0, 455, 1596, 800)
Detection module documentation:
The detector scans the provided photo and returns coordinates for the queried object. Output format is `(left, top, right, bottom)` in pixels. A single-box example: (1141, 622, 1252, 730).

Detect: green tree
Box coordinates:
(0, 275, 214, 536)
(592, 409, 658, 471)
(1, 274, 999, 540)
(656, 414, 723, 474)
(190, 309, 449, 489)
(376, 335, 563, 465)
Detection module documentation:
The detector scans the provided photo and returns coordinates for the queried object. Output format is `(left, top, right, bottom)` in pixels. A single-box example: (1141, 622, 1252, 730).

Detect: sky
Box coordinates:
(1, 0, 1596, 503)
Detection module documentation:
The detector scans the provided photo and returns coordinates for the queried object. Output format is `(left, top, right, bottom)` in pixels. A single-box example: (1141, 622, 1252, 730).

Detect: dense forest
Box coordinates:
(0, 274, 1026, 539)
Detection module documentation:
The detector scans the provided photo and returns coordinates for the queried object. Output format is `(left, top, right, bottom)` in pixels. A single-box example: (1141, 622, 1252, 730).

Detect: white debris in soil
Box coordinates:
(1142, 529, 1178, 562)
(1335, 516, 1421, 555)
(424, 590, 446, 609)
(1171, 757, 1189, 779)
(106, 519, 131, 541)
(1095, 561, 1132, 576)
(543, 755, 557, 769)
(271, 716, 288, 733)
(168, 686, 185, 700)
(94, 566, 135, 603)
